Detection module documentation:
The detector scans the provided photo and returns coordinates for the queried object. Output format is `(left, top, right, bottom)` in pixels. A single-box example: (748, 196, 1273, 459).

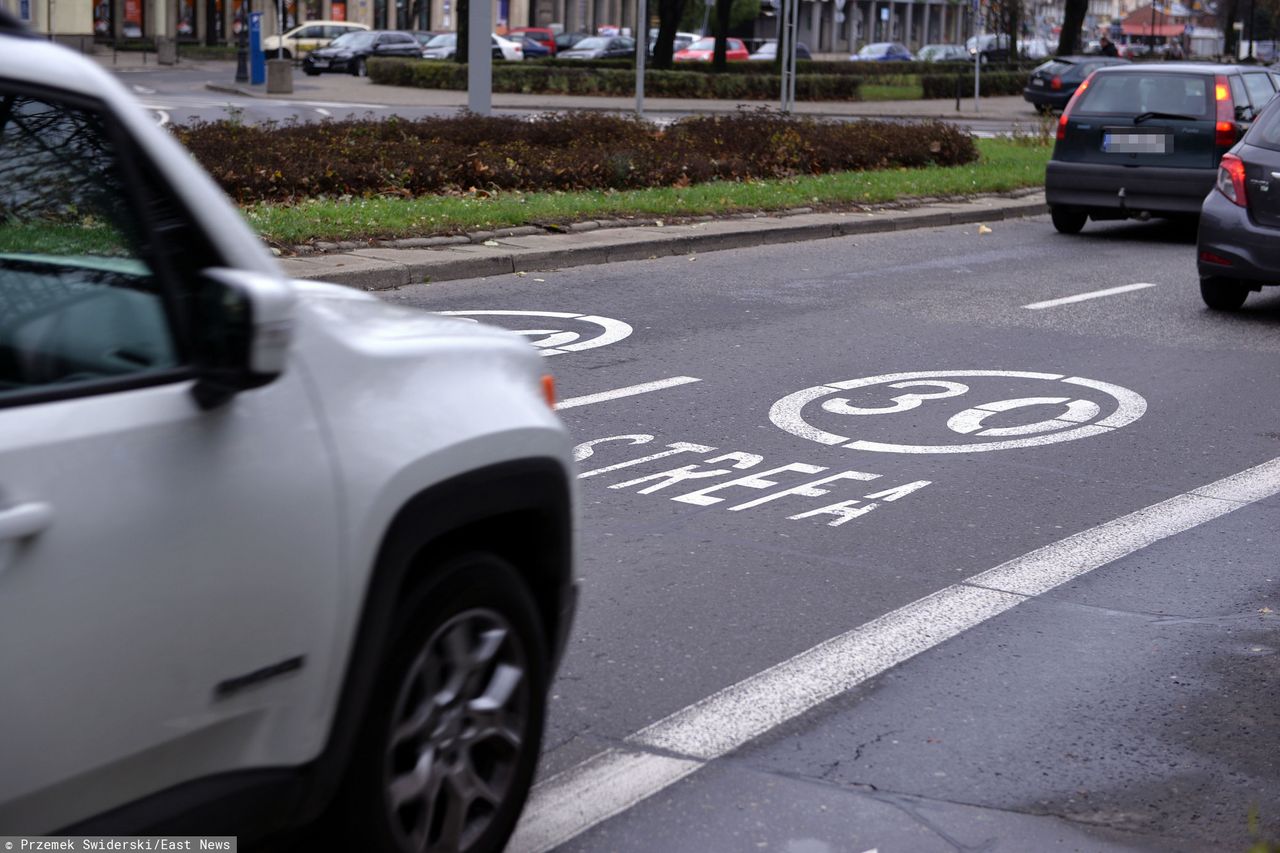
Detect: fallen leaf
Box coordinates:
(483, 239, 500, 247)
(655, 219, 664, 227)
(515, 271, 527, 276)
(534, 278, 546, 282)
(978, 224, 993, 235)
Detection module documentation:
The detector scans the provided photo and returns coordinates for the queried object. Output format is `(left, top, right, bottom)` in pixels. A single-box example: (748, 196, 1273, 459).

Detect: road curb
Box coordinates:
(278, 193, 1049, 290)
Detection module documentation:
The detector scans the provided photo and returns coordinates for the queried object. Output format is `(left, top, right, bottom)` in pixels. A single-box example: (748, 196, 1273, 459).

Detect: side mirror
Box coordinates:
(190, 268, 296, 410)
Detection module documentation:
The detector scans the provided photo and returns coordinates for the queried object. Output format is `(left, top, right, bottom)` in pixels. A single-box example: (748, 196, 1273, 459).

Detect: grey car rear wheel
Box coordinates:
(1200, 277, 1250, 311)
(1051, 207, 1087, 235)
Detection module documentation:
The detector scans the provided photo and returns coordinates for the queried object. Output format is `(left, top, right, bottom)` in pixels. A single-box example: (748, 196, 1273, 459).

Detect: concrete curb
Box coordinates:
(277, 193, 1048, 291)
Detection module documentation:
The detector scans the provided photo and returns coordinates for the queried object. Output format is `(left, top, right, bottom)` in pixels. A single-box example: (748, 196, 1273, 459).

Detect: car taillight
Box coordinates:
(1216, 152, 1248, 207)
(1050, 75, 1062, 91)
(1057, 74, 1091, 141)
(1215, 74, 1239, 149)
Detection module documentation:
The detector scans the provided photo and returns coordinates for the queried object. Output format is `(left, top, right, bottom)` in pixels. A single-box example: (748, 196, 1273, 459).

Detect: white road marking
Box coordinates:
(131, 84, 157, 95)
(555, 377, 700, 410)
(315, 107, 332, 117)
(1023, 282, 1158, 310)
(770, 370, 1146, 454)
(508, 453, 1280, 852)
(439, 310, 633, 356)
(152, 109, 170, 127)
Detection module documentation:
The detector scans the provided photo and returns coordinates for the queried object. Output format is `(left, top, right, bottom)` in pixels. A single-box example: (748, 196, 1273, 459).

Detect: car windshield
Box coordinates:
(687, 38, 716, 51)
(858, 43, 889, 56)
(572, 37, 609, 49)
(1074, 72, 1211, 118)
(425, 33, 456, 47)
(332, 31, 376, 48)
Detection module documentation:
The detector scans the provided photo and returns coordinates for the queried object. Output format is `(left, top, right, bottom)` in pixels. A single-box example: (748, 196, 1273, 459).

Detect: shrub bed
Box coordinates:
(537, 58, 1037, 76)
(172, 112, 977, 204)
(920, 71, 1026, 99)
(369, 59, 862, 99)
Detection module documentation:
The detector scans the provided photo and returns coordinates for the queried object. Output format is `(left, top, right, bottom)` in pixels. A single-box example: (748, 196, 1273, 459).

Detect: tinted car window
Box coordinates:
(1243, 72, 1276, 107)
(1245, 95, 1280, 150)
(1074, 73, 1210, 118)
(0, 92, 177, 396)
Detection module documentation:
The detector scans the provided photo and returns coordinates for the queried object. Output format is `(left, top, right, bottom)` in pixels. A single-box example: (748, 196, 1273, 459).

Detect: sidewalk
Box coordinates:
(277, 191, 1048, 290)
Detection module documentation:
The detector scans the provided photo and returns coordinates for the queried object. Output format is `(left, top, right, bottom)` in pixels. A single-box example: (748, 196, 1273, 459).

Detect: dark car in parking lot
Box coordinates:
(1024, 55, 1129, 112)
(302, 29, 421, 76)
(1046, 63, 1280, 234)
(1197, 96, 1280, 309)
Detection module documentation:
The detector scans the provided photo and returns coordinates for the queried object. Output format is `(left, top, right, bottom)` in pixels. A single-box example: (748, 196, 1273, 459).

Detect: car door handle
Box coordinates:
(0, 502, 53, 541)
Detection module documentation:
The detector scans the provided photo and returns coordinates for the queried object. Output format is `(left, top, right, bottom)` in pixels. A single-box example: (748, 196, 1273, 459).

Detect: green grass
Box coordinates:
(245, 138, 1050, 245)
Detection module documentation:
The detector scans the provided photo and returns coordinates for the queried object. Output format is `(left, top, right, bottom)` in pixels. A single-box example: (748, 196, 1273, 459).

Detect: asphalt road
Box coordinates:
(382, 215, 1280, 852)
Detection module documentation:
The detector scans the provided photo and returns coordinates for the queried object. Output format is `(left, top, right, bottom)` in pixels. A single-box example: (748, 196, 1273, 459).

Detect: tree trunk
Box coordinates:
(652, 0, 686, 68)
(1056, 0, 1086, 55)
(1222, 0, 1240, 57)
(456, 0, 469, 63)
(712, 0, 731, 69)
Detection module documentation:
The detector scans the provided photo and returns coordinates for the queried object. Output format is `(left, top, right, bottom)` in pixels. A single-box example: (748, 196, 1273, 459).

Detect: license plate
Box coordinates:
(1103, 132, 1170, 154)
(1032, 78, 1044, 86)
(312, 59, 328, 67)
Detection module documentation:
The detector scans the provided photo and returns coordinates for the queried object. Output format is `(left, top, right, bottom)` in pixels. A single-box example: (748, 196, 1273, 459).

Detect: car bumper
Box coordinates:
(1046, 159, 1215, 216)
(1197, 188, 1280, 285)
(1023, 87, 1072, 109)
(304, 59, 350, 72)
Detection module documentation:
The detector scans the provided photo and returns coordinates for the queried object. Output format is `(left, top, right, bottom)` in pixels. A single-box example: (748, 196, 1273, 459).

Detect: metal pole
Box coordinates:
(779, 0, 790, 110)
(973, 0, 980, 112)
(467, 0, 492, 113)
(788, 0, 797, 107)
(635, 0, 645, 115)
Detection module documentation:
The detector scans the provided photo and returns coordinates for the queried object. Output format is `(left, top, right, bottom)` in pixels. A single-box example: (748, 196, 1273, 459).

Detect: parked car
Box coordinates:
(420, 31, 525, 60)
(966, 33, 1010, 63)
(558, 35, 636, 59)
(850, 41, 913, 61)
(1024, 55, 1129, 113)
(302, 29, 422, 76)
(649, 31, 699, 54)
(408, 29, 439, 50)
(674, 36, 750, 62)
(1197, 86, 1280, 309)
(916, 43, 968, 62)
(1047, 63, 1274, 234)
(749, 39, 812, 60)
(518, 35, 551, 58)
(508, 25, 556, 53)
(0, 13, 575, 848)
(1020, 36, 1052, 58)
(261, 19, 368, 59)
(554, 30, 592, 51)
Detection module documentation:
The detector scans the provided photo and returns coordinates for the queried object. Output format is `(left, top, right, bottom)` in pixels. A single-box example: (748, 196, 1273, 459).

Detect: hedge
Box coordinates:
(369, 59, 863, 100)
(172, 111, 977, 203)
(920, 71, 1026, 99)
(537, 57, 1038, 76)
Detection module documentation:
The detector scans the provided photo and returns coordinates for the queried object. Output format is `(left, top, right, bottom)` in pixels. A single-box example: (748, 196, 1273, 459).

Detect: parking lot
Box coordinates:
(382, 213, 1280, 851)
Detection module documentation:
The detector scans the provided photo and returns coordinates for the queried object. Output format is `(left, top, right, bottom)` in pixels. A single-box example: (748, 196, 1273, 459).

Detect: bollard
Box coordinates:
(266, 58, 293, 93)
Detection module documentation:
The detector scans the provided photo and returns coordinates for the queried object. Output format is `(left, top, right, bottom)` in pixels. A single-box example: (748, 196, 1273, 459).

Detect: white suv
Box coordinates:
(0, 17, 576, 853)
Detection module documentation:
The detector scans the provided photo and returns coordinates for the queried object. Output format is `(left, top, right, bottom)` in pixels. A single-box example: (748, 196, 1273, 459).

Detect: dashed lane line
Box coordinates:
(554, 377, 701, 411)
(509, 454, 1280, 852)
(1023, 282, 1158, 310)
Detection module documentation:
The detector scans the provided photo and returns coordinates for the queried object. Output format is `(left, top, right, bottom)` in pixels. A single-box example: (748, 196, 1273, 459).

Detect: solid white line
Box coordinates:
(1023, 282, 1158, 310)
(554, 377, 700, 411)
(508, 454, 1280, 853)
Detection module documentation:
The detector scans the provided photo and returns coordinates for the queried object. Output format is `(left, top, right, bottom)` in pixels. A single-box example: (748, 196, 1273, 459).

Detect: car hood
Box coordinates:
(310, 46, 354, 57)
(558, 49, 596, 57)
(291, 278, 530, 349)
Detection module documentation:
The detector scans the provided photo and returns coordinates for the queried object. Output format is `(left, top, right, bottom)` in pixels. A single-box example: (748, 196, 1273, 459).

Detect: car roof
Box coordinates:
(1095, 62, 1248, 75)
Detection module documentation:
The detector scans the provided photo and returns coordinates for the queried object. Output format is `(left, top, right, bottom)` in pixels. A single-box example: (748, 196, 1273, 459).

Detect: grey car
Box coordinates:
(1197, 95, 1280, 310)
(1046, 63, 1278, 234)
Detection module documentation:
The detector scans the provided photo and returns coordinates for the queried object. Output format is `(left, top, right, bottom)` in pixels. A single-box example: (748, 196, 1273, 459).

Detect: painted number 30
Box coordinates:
(770, 370, 1147, 454)
(821, 380, 1102, 438)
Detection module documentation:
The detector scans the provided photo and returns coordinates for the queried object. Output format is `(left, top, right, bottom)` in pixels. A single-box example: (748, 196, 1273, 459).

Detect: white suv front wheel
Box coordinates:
(341, 554, 548, 853)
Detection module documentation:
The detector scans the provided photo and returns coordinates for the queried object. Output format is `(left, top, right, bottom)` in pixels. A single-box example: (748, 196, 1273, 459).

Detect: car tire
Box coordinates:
(1200, 277, 1250, 311)
(280, 48, 292, 59)
(1051, 207, 1088, 235)
(354, 57, 368, 77)
(334, 552, 548, 853)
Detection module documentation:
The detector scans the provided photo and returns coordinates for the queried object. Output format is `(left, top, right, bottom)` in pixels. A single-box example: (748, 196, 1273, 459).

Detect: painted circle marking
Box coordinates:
(438, 310, 632, 357)
(769, 370, 1146, 454)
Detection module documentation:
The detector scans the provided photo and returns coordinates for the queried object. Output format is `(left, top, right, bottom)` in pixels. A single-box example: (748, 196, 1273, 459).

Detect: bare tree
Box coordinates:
(652, 0, 688, 68)
(1057, 0, 1088, 54)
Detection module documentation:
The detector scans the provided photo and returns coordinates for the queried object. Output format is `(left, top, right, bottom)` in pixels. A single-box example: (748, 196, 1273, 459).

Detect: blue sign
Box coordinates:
(249, 12, 265, 85)
(18, 0, 30, 20)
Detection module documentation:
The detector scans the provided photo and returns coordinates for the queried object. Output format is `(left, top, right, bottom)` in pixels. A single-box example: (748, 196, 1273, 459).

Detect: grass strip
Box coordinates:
(245, 138, 1050, 245)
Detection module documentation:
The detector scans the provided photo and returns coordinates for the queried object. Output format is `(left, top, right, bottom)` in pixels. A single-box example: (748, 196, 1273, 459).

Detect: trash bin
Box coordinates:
(156, 36, 178, 65)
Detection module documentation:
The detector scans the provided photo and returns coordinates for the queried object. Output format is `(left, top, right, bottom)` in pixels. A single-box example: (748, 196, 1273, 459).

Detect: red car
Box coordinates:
(674, 36, 749, 62)
(508, 26, 556, 54)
